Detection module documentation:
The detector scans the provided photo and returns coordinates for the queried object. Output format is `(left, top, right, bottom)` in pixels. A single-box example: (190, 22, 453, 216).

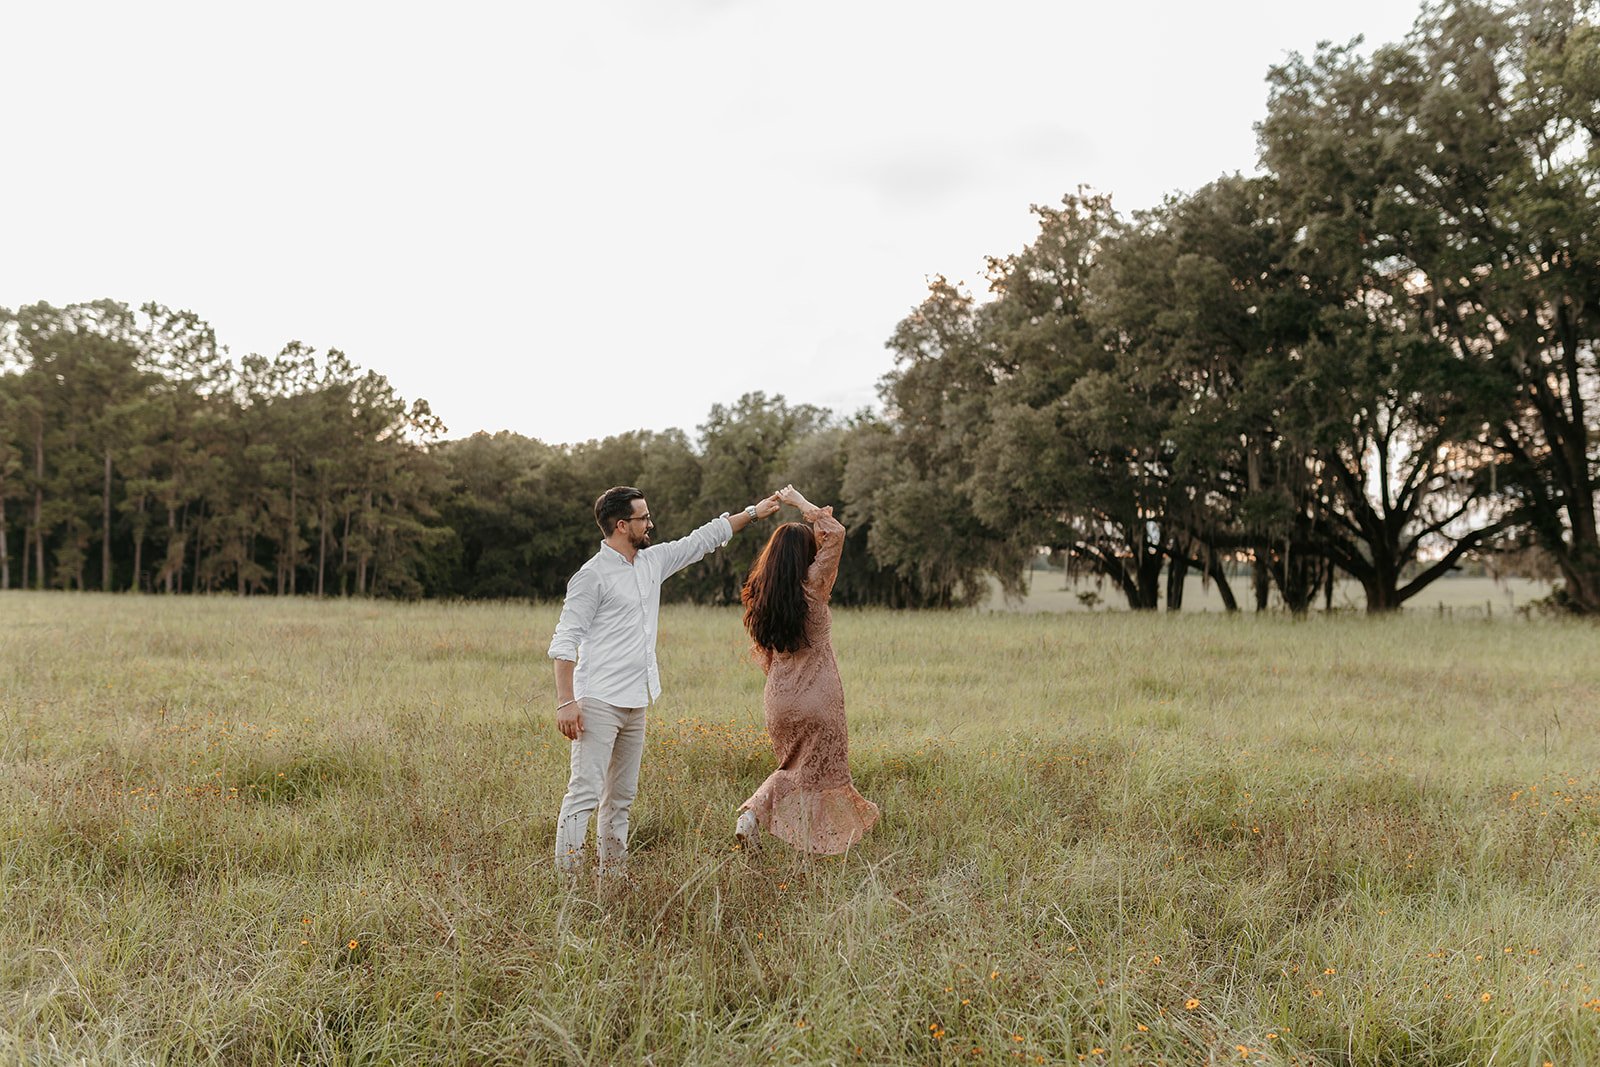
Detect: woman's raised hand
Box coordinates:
(777, 484, 817, 513)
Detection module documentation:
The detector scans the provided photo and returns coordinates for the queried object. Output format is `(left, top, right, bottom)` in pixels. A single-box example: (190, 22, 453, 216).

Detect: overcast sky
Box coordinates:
(3, 1, 1424, 446)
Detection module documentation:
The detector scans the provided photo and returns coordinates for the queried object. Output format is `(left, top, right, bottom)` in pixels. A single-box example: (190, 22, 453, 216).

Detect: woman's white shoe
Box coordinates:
(735, 809, 758, 847)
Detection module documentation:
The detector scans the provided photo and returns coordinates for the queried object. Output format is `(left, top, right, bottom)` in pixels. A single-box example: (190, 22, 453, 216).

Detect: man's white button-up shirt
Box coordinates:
(546, 515, 734, 708)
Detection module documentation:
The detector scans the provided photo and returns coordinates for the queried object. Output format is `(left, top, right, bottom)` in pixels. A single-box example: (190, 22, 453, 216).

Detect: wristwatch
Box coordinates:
(744, 504, 759, 520)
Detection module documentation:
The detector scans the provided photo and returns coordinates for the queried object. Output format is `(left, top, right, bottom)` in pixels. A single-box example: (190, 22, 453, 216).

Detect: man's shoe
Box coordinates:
(735, 809, 758, 848)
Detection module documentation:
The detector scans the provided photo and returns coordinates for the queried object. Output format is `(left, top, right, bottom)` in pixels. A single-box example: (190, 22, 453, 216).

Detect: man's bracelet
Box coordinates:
(556, 698, 577, 711)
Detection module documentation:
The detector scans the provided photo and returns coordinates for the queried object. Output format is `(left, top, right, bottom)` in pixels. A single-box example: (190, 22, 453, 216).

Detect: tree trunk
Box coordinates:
(288, 465, 298, 596)
(1205, 554, 1239, 613)
(164, 506, 177, 594)
(316, 501, 327, 597)
(102, 448, 113, 592)
(0, 495, 9, 590)
(1122, 546, 1162, 610)
(130, 496, 146, 592)
(183, 502, 193, 594)
(31, 419, 45, 591)
(32, 487, 44, 592)
(341, 508, 351, 596)
(1252, 551, 1270, 611)
(357, 488, 373, 596)
(1551, 475, 1600, 612)
(1553, 541, 1600, 615)
(192, 502, 204, 591)
(1165, 552, 1189, 611)
(1362, 578, 1401, 613)
(1275, 551, 1316, 614)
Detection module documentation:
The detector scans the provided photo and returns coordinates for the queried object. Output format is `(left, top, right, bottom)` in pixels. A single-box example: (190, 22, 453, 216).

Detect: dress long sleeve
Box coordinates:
(802, 506, 844, 603)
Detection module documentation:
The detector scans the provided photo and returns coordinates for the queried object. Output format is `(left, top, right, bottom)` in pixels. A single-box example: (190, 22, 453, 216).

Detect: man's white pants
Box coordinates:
(554, 698, 646, 870)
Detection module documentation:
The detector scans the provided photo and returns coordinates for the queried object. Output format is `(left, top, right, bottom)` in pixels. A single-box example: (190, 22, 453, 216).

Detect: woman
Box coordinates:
(734, 484, 879, 854)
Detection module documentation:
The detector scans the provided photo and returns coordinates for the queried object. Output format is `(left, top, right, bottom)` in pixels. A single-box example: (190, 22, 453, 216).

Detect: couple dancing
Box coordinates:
(546, 484, 879, 873)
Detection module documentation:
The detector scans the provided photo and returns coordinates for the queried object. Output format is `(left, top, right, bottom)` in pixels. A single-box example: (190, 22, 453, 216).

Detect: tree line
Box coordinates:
(876, 0, 1600, 614)
(3, 0, 1597, 613)
(0, 302, 957, 606)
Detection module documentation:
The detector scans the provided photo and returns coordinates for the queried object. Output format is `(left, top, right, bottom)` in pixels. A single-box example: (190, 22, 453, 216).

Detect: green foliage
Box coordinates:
(0, 301, 446, 598)
(6, 1, 1600, 613)
(875, 1, 1600, 615)
(1260, 0, 1600, 611)
(872, 279, 1035, 606)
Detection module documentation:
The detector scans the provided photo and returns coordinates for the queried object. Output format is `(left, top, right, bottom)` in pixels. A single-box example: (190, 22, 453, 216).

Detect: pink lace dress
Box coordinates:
(741, 506, 879, 854)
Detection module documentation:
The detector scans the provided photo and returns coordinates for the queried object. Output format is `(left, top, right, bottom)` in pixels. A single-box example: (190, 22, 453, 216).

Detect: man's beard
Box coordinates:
(630, 529, 652, 550)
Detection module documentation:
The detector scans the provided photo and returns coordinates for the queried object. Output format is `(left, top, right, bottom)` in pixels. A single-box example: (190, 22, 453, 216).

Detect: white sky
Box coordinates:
(2, 1, 1423, 446)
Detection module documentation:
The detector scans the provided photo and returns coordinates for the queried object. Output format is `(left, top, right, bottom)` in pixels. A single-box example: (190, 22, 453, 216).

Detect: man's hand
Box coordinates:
(557, 699, 584, 740)
(754, 492, 781, 519)
(553, 660, 581, 739)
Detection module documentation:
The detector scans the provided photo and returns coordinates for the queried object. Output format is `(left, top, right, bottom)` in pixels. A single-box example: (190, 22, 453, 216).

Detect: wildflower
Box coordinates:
(1311, 988, 1324, 997)
(1184, 998, 1200, 1010)
(1136, 1024, 1149, 1032)
(1481, 993, 1493, 1003)
(1324, 967, 1336, 975)
(348, 939, 359, 950)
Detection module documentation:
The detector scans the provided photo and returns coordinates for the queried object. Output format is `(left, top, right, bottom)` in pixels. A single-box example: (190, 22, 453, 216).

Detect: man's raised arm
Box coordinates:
(650, 494, 782, 577)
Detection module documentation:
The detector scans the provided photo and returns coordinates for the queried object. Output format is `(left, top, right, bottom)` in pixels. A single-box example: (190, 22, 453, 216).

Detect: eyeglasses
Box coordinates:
(628, 513, 653, 524)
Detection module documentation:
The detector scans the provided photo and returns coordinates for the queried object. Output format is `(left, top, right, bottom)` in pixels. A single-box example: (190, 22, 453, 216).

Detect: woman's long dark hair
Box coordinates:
(741, 522, 818, 657)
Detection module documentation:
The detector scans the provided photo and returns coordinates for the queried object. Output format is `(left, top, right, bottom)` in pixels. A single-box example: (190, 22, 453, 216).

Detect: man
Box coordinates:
(547, 485, 781, 872)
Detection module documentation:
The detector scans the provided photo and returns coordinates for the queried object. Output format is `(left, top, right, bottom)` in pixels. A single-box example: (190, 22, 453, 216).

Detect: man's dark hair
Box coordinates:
(595, 486, 645, 535)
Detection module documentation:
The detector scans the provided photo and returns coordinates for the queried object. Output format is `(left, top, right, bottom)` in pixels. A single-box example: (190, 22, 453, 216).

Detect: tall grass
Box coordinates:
(3, 592, 1598, 1065)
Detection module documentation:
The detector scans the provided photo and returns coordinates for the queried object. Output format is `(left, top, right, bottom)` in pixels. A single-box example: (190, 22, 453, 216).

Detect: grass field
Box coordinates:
(3, 592, 1599, 1065)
